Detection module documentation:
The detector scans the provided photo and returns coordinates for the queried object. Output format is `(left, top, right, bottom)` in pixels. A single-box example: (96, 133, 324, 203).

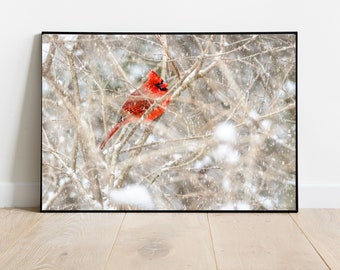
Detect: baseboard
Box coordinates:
(0, 182, 339, 208)
(298, 183, 340, 208)
(0, 182, 40, 208)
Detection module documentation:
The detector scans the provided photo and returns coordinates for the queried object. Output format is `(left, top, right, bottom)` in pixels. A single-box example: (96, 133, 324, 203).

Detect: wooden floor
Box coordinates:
(1, 209, 339, 270)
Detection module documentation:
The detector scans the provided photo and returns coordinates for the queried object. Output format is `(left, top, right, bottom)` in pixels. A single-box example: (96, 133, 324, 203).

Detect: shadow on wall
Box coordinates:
(10, 34, 41, 207)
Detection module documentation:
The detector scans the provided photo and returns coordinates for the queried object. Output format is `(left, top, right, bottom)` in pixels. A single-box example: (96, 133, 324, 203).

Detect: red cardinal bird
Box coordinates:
(99, 70, 171, 149)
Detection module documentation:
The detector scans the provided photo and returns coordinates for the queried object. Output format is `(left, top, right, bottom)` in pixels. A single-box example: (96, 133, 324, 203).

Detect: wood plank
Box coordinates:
(209, 213, 328, 270)
(106, 213, 216, 270)
(0, 208, 42, 255)
(291, 209, 340, 270)
(0, 212, 125, 270)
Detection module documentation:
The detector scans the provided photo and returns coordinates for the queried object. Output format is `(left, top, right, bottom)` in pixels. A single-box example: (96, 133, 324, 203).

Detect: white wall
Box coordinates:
(1, 0, 339, 208)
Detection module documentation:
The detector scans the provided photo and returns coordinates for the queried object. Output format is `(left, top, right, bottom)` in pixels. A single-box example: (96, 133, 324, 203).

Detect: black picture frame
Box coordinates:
(41, 32, 297, 212)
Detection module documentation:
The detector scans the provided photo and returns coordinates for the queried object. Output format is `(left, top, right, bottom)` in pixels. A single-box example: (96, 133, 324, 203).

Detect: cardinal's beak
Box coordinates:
(162, 82, 168, 90)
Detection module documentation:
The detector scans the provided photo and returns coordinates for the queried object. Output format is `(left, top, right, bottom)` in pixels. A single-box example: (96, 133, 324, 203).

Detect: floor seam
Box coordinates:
(289, 213, 331, 270)
(103, 213, 126, 270)
(207, 213, 219, 270)
(0, 211, 44, 261)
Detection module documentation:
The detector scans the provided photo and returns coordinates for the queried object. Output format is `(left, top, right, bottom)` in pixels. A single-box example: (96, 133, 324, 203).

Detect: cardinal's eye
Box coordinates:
(155, 80, 168, 91)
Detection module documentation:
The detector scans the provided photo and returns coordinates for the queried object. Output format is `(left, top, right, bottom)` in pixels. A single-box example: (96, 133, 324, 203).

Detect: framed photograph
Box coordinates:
(41, 32, 297, 212)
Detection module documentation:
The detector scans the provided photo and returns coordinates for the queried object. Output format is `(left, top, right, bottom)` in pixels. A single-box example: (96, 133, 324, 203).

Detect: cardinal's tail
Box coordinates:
(99, 119, 128, 150)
